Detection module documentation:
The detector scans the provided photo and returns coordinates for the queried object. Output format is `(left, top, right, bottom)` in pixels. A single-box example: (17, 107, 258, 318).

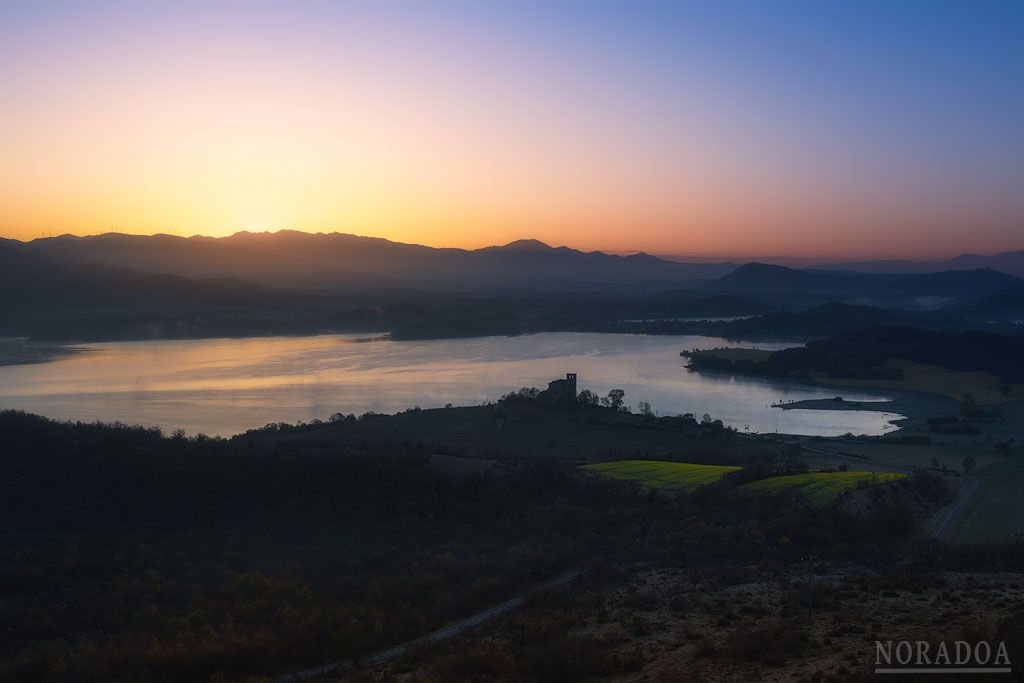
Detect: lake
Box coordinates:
(0, 332, 903, 437)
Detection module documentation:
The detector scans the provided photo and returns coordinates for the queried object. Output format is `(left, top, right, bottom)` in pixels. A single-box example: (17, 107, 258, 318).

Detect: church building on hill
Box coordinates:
(542, 373, 577, 404)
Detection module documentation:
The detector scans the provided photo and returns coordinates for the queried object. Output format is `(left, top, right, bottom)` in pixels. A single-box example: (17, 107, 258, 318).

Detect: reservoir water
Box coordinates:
(0, 332, 903, 437)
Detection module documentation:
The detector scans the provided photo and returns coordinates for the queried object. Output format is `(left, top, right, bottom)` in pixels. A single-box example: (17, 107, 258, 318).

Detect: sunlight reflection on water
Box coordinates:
(0, 332, 903, 437)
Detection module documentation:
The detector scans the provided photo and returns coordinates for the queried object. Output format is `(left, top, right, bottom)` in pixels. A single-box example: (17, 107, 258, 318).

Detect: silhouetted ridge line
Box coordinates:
(20, 230, 738, 292)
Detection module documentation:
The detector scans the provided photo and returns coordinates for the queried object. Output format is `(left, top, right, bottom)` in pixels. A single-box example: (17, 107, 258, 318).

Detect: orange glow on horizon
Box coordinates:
(1, 4, 1021, 262)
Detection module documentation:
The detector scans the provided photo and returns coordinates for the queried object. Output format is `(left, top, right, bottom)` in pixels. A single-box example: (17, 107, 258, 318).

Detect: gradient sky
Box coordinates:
(1, 1, 1021, 258)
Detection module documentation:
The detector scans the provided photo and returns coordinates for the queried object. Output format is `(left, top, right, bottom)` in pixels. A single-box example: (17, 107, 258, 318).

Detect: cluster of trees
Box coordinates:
(685, 346, 900, 381)
(575, 388, 625, 410)
(686, 326, 1024, 385)
(498, 386, 629, 411)
(0, 410, 949, 682)
(497, 387, 728, 429)
(924, 396, 997, 435)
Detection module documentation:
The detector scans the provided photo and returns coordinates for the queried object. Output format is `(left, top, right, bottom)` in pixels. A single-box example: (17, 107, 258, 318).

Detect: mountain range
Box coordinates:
(3, 231, 1023, 342)
(808, 250, 1024, 277)
(705, 262, 1021, 307)
(11, 232, 736, 293)
(10, 230, 1023, 299)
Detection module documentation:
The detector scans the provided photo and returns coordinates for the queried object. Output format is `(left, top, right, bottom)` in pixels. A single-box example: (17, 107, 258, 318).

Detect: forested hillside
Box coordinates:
(1, 410, 928, 682)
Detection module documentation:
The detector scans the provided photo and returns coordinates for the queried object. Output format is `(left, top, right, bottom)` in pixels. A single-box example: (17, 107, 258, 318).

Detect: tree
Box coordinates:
(962, 456, 976, 474)
(517, 387, 541, 399)
(576, 389, 599, 406)
(606, 389, 625, 411)
(960, 393, 978, 421)
(637, 401, 654, 418)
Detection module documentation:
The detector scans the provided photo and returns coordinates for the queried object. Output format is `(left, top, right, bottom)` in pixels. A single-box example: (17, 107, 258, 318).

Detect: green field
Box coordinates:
(584, 461, 906, 505)
(581, 460, 740, 491)
(740, 471, 905, 505)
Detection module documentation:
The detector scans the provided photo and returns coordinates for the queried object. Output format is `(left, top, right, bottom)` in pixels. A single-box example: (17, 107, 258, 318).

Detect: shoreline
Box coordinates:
(684, 364, 968, 429)
(770, 393, 940, 433)
(1, 334, 966, 439)
(0, 341, 91, 367)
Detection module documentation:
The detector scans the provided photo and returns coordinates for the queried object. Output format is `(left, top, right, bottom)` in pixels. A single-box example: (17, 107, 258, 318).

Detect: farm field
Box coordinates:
(581, 460, 739, 491)
(792, 453, 911, 476)
(808, 359, 1024, 404)
(944, 455, 1024, 544)
(582, 461, 906, 505)
(740, 471, 905, 506)
(803, 440, 996, 473)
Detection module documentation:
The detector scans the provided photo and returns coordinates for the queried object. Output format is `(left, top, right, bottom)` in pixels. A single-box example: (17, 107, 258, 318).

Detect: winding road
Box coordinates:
(930, 474, 980, 541)
(272, 570, 580, 682)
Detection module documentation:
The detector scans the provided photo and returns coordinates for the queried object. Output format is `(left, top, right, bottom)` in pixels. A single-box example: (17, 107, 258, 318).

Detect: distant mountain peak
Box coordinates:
(623, 251, 662, 263)
(734, 262, 792, 273)
(499, 239, 553, 252)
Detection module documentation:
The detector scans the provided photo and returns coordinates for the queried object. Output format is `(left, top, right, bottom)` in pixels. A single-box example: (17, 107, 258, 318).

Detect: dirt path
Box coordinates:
(930, 474, 980, 540)
(271, 570, 580, 682)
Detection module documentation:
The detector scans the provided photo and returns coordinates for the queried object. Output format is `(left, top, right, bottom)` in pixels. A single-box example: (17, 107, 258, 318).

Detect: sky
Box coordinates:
(1, 1, 1021, 259)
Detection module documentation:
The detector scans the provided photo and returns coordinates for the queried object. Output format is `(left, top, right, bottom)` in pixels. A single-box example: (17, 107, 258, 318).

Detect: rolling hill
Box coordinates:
(0, 244, 297, 314)
(813, 249, 1024, 277)
(20, 231, 737, 293)
(704, 262, 1020, 307)
(703, 263, 875, 293)
(958, 282, 1024, 321)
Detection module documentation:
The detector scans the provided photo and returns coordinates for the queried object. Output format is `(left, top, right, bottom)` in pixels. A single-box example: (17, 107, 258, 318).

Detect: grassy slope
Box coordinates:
(581, 460, 740, 491)
(740, 471, 906, 505)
